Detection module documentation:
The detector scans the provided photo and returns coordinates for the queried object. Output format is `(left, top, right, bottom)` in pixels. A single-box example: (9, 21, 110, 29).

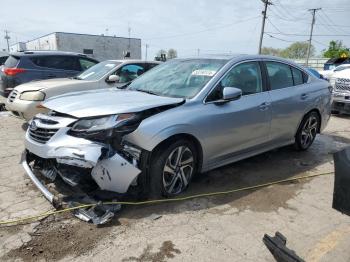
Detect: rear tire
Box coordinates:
(149, 139, 198, 199)
(294, 111, 320, 151)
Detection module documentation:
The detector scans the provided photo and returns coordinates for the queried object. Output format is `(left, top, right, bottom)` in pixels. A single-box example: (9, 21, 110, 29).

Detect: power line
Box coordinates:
(266, 32, 350, 37)
(265, 33, 301, 43)
(144, 16, 260, 41)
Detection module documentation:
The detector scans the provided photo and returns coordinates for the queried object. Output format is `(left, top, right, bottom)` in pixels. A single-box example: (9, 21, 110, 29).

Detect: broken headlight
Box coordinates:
(71, 114, 135, 133)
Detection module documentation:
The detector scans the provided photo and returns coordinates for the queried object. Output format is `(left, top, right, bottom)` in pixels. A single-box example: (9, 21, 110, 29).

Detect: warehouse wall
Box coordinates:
(55, 32, 141, 61)
(25, 33, 58, 51)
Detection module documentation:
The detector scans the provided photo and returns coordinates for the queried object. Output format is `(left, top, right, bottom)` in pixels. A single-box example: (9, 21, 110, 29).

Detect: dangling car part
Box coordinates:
(23, 56, 331, 220)
(333, 147, 350, 216)
(263, 232, 305, 262)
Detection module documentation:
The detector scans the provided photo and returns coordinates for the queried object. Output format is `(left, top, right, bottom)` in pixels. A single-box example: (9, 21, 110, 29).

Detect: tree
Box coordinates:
(167, 48, 178, 59)
(280, 42, 315, 59)
(261, 47, 282, 56)
(323, 40, 350, 58)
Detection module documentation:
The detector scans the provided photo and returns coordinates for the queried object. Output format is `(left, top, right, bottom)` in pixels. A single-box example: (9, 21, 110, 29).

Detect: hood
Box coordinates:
(333, 69, 350, 79)
(14, 78, 94, 93)
(43, 89, 184, 118)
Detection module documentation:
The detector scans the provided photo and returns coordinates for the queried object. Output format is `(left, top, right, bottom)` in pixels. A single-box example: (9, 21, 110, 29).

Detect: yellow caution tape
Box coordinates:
(0, 171, 334, 226)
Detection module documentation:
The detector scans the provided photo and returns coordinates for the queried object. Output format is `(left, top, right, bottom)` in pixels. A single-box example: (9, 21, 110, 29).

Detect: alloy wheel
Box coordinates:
(300, 115, 318, 148)
(162, 146, 194, 195)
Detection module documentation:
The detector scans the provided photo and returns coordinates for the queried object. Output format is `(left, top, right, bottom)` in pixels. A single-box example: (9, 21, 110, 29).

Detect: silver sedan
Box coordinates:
(23, 55, 332, 203)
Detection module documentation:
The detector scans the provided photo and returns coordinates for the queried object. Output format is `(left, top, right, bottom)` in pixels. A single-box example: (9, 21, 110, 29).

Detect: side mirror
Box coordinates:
(223, 87, 242, 101)
(214, 87, 242, 105)
(106, 75, 120, 83)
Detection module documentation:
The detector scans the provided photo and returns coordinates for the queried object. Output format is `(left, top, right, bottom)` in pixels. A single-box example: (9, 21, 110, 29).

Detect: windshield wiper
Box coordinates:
(134, 89, 159, 96)
(72, 76, 82, 80)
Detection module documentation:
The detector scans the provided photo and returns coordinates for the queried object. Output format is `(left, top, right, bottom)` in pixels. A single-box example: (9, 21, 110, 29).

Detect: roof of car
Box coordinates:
(10, 50, 91, 57)
(174, 54, 297, 63)
(106, 59, 162, 64)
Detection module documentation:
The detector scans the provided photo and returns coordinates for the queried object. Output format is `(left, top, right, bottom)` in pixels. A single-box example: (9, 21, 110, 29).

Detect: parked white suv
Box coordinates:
(331, 68, 350, 114)
(5, 60, 160, 120)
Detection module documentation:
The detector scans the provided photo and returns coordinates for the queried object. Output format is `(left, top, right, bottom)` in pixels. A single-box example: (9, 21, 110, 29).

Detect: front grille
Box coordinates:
(8, 90, 18, 103)
(29, 127, 59, 144)
(335, 78, 350, 92)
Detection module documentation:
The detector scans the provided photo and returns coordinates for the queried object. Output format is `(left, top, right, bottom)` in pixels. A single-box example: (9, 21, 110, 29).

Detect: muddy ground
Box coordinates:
(0, 110, 350, 261)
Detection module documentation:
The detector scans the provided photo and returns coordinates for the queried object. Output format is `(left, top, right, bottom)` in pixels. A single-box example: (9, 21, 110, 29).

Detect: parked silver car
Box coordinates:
(23, 55, 332, 204)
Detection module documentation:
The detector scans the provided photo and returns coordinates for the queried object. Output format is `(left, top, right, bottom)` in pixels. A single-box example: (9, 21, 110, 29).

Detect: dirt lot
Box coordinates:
(0, 109, 350, 262)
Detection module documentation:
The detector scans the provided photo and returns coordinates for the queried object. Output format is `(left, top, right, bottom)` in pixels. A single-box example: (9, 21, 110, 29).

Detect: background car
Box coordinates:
(22, 55, 332, 203)
(306, 67, 328, 81)
(0, 51, 98, 97)
(319, 64, 350, 80)
(330, 67, 350, 114)
(5, 60, 160, 120)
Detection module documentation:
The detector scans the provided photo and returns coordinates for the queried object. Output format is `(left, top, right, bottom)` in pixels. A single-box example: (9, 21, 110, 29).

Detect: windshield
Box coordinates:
(128, 59, 228, 98)
(76, 61, 121, 81)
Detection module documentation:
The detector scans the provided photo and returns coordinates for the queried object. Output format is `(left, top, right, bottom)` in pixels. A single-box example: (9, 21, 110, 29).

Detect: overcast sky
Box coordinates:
(1, 0, 349, 58)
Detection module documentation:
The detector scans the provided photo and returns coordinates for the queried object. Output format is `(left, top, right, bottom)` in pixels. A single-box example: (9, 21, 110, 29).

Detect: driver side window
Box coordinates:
(207, 61, 263, 101)
(112, 64, 146, 83)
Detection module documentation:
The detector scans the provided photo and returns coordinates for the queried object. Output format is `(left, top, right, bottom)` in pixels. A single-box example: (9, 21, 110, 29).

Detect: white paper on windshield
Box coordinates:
(105, 64, 116, 68)
(80, 72, 95, 79)
(191, 69, 216, 77)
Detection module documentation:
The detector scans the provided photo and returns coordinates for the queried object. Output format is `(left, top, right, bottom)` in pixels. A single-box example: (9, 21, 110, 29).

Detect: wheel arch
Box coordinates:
(151, 133, 204, 173)
(296, 108, 322, 137)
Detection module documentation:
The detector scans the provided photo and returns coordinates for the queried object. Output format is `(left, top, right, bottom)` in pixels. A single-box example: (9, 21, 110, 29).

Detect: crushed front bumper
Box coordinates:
(24, 115, 142, 205)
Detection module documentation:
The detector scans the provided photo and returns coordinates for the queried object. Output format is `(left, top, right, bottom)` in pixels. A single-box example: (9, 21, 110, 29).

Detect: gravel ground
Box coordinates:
(0, 111, 350, 262)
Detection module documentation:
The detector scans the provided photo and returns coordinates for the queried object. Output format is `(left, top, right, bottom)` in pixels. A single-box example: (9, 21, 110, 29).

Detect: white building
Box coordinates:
(10, 32, 142, 61)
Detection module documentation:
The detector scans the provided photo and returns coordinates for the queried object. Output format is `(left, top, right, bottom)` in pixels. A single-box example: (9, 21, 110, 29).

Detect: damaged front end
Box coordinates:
(23, 111, 151, 224)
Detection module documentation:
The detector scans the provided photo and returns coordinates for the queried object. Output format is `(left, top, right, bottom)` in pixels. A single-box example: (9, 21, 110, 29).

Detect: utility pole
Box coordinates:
(306, 8, 321, 66)
(258, 0, 273, 54)
(4, 30, 10, 52)
(145, 44, 149, 60)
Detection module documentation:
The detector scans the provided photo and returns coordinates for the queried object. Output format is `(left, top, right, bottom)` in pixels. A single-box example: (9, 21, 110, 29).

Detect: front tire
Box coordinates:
(149, 139, 197, 198)
(294, 111, 320, 151)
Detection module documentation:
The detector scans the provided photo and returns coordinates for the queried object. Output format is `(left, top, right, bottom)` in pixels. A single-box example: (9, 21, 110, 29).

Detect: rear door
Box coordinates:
(31, 55, 81, 79)
(264, 60, 311, 143)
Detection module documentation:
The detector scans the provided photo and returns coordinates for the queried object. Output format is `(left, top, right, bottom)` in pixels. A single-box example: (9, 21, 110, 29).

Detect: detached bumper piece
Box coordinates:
(22, 150, 128, 224)
(333, 147, 350, 216)
(263, 232, 304, 262)
(68, 197, 121, 225)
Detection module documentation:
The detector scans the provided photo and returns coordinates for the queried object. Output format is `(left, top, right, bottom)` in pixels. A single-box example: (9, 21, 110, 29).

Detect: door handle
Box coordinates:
(259, 102, 270, 111)
(301, 93, 308, 100)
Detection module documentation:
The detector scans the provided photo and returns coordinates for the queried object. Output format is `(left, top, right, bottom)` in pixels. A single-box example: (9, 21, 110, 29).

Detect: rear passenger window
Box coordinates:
(31, 56, 79, 71)
(266, 62, 293, 90)
(291, 67, 304, 86)
(4, 56, 19, 68)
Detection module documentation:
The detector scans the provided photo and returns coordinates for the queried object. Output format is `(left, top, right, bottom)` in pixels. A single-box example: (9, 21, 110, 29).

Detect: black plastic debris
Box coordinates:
(0, 103, 6, 112)
(68, 197, 121, 225)
(263, 232, 304, 262)
(333, 147, 350, 216)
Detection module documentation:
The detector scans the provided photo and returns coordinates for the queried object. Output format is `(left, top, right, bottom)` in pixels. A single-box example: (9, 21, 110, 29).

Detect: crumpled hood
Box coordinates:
(43, 89, 184, 118)
(14, 78, 92, 93)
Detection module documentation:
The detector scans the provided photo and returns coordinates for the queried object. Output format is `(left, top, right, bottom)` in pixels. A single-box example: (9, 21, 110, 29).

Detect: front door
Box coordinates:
(201, 61, 272, 167)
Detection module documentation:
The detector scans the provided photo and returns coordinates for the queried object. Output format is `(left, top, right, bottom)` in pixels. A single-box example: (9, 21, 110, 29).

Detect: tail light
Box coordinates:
(3, 68, 26, 76)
